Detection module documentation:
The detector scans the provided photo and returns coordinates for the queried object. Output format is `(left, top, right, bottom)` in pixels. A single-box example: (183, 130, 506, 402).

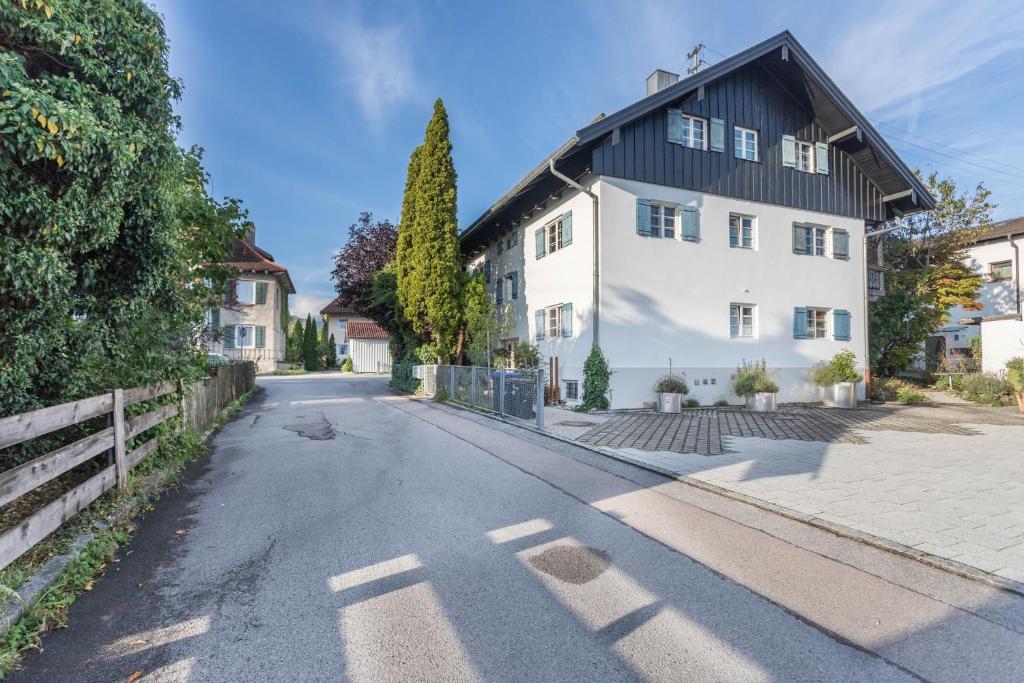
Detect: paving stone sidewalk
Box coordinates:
(567, 404, 1024, 586)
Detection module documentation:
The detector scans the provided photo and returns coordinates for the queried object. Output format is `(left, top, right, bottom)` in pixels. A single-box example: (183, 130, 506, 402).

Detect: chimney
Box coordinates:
(243, 221, 256, 244)
(646, 69, 679, 96)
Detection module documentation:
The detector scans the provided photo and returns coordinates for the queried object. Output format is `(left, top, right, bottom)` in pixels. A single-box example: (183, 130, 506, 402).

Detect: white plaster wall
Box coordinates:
(597, 177, 868, 407)
(948, 237, 1023, 321)
(980, 318, 1024, 374)
(324, 313, 372, 358)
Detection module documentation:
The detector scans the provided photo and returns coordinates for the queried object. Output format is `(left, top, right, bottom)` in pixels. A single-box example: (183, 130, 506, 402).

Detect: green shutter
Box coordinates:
(680, 207, 700, 242)
(255, 325, 266, 348)
(636, 198, 652, 236)
(561, 302, 573, 337)
(793, 224, 808, 254)
(832, 230, 849, 259)
(535, 227, 546, 259)
(834, 310, 851, 341)
(782, 135, 796, 168)
(224, 279, 236, 304)
(561, 211, 572, 246)
(666, 109, 684, 144)
(255, 281, 268, 304)
(496, 278, 503, 306)
(709, 118, 725, 152)
(484, 259, 491, 283)
(793, 308, 808, 339)
(210, 307, 220, 329)
(511, 271, 519, 299)
(223, 324, 236, 349)
(815, 142, 830, 175)
(535, 310, 545, 340)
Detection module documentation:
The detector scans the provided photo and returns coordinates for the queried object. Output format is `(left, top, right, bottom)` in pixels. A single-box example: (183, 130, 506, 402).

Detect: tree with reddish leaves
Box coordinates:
(330, 213, 398, 308)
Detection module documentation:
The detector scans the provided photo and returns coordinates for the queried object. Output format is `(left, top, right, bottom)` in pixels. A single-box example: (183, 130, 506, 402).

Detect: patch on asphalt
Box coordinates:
(283, 413, 336, 440)
(528, 545, 610, 584)
(556, 420, 598, 427)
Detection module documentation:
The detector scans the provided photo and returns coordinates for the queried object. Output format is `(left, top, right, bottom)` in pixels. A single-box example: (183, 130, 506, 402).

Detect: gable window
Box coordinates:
(535, 212, 573, 258)
(668, 110, 707, 150)
(730, 304, 755, 338)
(734, 127, 758, 161)
(235, 280, 256, 304)
(649, 203, 677, 239)
(796, 141, 814, 172)
(991, 261, 1013, 281)
(337, 320, 347, 335)
(793, 224, 828, 256)
(729, 214, 755, 249)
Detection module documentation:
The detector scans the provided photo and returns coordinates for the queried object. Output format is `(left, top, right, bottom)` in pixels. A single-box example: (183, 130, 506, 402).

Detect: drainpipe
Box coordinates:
(1009, 234, 1022, 317)
(549, 158, 600, 347)
(862, 223, 900, 396)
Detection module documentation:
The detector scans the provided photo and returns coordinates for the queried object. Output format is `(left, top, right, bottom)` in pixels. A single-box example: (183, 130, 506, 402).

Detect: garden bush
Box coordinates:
(957, 372, 1013, 406)
(732, 359, 778, 397)
(341, 357, 353, 372)
(389, 356, 421, 394)
(1007, 357, 1024, 412)
(580, 346, 611, 411)
(654, 375, 688, 395)
(810, 351, 863, 387)
(872, 377, 926, 403)
(684, 398, 700, 408)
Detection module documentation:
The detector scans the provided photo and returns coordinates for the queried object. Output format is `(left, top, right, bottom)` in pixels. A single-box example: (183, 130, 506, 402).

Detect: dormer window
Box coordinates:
(796, 141, 814, 172)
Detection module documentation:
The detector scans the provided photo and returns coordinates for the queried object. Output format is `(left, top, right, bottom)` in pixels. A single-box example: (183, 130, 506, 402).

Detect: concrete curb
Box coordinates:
(420, 396, 1024, 598)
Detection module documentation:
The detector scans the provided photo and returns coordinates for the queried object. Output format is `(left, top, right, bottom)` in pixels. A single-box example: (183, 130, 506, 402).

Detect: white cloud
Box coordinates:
(290, 293, 333, 321)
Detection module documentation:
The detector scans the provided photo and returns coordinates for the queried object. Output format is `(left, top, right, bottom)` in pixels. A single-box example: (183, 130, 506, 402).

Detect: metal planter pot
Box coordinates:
(657, 392, 682, 414)
(745, 392, 777, 412)
(824, 382, 857, 409)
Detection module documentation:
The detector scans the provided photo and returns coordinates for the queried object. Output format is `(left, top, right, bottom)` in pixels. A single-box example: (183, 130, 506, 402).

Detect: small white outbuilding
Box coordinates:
(347, 321, 392, 374)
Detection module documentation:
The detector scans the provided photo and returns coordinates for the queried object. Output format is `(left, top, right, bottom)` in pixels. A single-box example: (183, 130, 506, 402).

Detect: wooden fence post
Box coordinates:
(177, 378, 187, 433)
(112, 388, 127, 490)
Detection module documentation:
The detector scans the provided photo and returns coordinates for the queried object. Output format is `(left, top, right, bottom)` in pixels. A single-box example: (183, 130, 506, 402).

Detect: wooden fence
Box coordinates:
(0, 362, 255, 573)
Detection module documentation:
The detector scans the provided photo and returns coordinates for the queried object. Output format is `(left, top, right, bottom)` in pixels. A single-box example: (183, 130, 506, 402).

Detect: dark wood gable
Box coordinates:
(590, 61, 886, 222)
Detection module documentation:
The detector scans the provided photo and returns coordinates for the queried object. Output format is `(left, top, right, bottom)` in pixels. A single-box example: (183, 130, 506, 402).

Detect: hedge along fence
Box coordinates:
(0, 362, 255, 574)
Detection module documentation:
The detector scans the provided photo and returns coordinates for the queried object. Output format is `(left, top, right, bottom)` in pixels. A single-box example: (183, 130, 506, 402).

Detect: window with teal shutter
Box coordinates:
(535, 310, 545, 340)
(680, 207, 700, 242)
(535, 227, 545, 258)
(510, 271, 519, 299)
(709, 118, 725, 152)
(792, 308, 808, 339)
(495, 278, 503, 306)
(255, 325, 266, 348)
(210, 307, 220, 330)
(223, 324, 236, 348)
(561, 303, 573, 337)
(815, 142, 830, 175)
(781, 135, 796, 168)
(833, 310, 851, 341)
(484, 259, 491, 283)
(636, 198, 652, 236)
(255, 281, 268, 304)
(561, 211, 572, 246)
(832, 230, 849, 259)
(666, 109, 684, 145)
(792, 224, 809, 254)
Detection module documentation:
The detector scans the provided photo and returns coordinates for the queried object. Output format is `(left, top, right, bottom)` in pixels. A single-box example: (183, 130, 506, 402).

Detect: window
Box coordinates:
(730, 304, 755, 338)
(734, 127, 758, 161)
(511, 232, 518, 247)
(807, 308, 828, 339)
(678, 114, 706, 149)
(506, 271, 519, 299)
(235, 280, 256, 304)
(729, 214, 755, 249)
(536, 213, 572, 258)
(337, 343, 348, 357)
(337, 320, 347, 334)
(867, 269, 884, 294)
(832, 229, 850, 259)
(649, 203, 677, 239)
(793, 224, 828, 256)
(796, 141, 814, 172)
(495, 278, 504, 306)
(236, 324, 256, 348)
(536, 304, 572, 339)
(497, 239, 504, 255)
(565, 380, 579, 400)
(991, 261, 1013, 281)
(547, 306, 561, 339)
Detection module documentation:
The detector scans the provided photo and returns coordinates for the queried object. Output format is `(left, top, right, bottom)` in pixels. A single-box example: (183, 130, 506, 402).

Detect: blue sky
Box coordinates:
(153, 0, 1024, 318)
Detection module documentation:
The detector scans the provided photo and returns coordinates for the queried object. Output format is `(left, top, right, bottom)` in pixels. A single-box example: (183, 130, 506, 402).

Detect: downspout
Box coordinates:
(549, 157, 600, 347)
(1009, 234, 1022, 317)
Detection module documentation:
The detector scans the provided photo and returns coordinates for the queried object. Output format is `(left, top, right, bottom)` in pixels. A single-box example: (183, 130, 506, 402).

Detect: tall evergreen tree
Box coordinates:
(302, 314, 319, 371)
(327, 334, 338, 368)
(287, 319, 303, 363)
(395, 145, 423, 344)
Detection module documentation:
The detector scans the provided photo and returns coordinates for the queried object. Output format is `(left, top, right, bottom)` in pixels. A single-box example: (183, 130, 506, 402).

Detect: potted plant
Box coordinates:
(1007, 357, 1024, 414)
(810, 350, 864, 408)
(732, 359, 779, 412)
(654, 374, 688, 414)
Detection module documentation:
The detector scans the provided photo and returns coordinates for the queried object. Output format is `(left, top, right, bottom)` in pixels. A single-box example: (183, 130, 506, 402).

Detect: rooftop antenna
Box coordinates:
(687, 42, 707, 76)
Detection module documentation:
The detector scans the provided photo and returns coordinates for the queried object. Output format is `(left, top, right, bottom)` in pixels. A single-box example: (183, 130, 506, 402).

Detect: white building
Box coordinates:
(937, 217, 1024, 373)
(320, 296, 374, 363)
(460, 32, 933, 408)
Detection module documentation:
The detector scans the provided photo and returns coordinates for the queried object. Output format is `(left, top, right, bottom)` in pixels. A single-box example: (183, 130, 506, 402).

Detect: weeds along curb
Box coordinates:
(0, 386, 260, 658)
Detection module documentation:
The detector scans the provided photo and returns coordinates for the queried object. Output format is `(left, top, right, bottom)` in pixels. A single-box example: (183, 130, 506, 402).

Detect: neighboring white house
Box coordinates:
(320, 297, 373, 363)
(936, 217, 1024, 373)
(460, 31, 933, 408)
(346, 321, 392, 373)
(207, 223, 296, 374)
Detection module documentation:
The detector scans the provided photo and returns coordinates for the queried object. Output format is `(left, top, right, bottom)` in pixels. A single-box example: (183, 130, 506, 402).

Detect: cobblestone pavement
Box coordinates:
(573, 404, 1024, 585)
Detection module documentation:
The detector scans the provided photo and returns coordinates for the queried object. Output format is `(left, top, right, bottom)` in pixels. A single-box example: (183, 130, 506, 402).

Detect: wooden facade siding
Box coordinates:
(591, 62, 886, 223)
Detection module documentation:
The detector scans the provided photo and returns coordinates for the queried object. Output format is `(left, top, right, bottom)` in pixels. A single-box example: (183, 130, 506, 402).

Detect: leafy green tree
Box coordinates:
(396, 100, 461, 361)
(0, 2, 241, 415)
(287, 319, 303, 363)
(302, 314, 319, 371)
(463, 273, 499, 365)
(581, 346, 611, 411)
(870, 172, 992, 375)
(327, 334, 338, 368)
(363, 262, 415, 359)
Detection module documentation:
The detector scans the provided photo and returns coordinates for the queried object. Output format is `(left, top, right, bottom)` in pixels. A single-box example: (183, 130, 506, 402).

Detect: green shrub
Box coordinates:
(684, 398, 700, 408)
(581, 346, 611, 411)
(713, 399, 729, 407)
(389, 356, 421, 393)
(1007, 357, 1024, 393)
(341, 357, 353, 372)
(654, 375, 688, 394)
(414, 344, 440, 365)
(732, 359, 779, 397)
(511, 342, 541, 369)
(872, 377, 926, 403)
(810, 350, 863, 386)
(434, 384, 449, 402)
(957, 372, 1013, 406)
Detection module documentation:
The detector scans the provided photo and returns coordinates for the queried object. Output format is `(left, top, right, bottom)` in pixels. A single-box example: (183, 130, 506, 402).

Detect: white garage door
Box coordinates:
(351, 339, 392, 373)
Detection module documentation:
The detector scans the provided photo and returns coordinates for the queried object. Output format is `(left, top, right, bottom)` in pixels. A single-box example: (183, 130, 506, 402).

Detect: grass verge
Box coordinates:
(0, 387, 259, 676)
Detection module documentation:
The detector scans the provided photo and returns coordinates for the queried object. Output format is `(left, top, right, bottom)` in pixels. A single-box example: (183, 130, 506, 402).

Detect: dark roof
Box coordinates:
(224, 239, 296, 293)
(968, 217, 1024, 245)
(346, 321, 390, 340)
(320, 295, 361, 316)
(461, 30, 933, 250)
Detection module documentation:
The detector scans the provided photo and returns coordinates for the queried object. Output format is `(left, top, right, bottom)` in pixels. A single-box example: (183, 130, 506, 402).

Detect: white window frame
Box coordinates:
(991, 260, 1013, 281)
(337, 319, 347, 335)
(729, 214, 755, 249)
(730, 304, 755, 339)
(806, 308, 829, 339)
(795, 140, 814, 173)
(236, 324, 256, 348)
(235, 280, 256, 304)
(544, 216, 566, 255)
(546, 305, 562, 339)
(680, 114, 707, 150)
(734, 126, 758, 161)
(649, 202, 678, 239)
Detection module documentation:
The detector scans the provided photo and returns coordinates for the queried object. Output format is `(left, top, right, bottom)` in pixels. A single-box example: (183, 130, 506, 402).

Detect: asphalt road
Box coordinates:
(11, 374, 1024, 681)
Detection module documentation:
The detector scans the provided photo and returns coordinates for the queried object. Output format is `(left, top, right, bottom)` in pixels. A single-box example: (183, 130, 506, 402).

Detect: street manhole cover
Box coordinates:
(556, 420, 598, 427)
(528, 545, 610, 584)
(283, 413, 335, 440)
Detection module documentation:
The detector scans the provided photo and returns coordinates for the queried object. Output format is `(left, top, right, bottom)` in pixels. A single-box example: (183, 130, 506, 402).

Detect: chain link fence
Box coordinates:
(415, 365, 545, 429)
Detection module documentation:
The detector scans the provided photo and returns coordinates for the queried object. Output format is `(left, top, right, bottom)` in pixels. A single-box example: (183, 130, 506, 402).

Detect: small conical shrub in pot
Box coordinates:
(811, 351, 863, 408)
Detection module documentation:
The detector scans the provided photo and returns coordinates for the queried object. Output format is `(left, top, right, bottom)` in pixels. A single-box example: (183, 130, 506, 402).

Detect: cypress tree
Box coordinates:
(395, 145, 423, 345)
(327, 333, 338, 368)
(287, 319, 304, 363)
(302, 314, 319, 371)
